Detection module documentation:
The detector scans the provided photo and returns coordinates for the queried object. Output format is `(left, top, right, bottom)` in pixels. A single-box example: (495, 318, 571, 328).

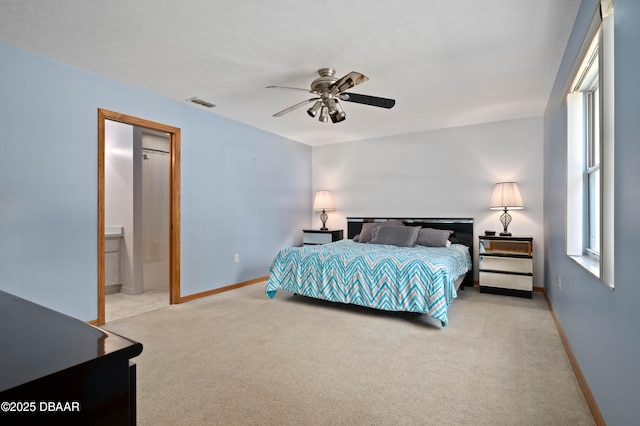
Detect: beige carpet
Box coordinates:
(104, 283, 595, 426)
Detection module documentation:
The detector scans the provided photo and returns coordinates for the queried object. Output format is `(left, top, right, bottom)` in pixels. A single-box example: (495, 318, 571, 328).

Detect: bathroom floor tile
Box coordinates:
(105, 289, 170, 322)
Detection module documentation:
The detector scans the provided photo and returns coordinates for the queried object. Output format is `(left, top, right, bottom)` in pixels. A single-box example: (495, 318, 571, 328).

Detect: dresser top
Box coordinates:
(0, 290, 143, 392)
(479, 235, 533, 241)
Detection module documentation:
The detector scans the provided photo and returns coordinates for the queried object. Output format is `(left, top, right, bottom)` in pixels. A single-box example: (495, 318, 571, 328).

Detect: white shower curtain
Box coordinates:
(142, 149, 170, 265)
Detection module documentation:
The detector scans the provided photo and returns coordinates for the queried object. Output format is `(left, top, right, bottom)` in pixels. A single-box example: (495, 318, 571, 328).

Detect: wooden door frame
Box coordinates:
(97, 108, 181, 325)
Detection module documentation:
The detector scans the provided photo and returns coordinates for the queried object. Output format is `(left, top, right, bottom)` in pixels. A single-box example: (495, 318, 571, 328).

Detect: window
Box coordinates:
(585, 54, 600, 257)
(565, 0, 614, 288)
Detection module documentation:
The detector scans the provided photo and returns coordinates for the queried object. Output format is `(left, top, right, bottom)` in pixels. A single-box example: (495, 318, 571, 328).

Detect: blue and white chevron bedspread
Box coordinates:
(265, 240, 472, 326)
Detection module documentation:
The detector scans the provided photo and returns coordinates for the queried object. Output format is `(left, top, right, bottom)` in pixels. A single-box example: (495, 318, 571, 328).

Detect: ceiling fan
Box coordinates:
(266, 68, 395, 123)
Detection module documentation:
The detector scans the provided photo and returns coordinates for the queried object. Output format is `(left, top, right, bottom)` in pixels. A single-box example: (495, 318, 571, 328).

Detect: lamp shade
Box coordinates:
(490, 182, 523, 209)
(313, 190, 335, 211)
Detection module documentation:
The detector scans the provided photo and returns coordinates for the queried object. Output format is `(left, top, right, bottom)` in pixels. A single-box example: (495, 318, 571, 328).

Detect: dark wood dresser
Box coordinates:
(0, 290, 143, 425)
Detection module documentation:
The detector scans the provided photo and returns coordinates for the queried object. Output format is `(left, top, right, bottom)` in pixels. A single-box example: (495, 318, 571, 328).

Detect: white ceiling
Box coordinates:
(0, 0, 580, 146)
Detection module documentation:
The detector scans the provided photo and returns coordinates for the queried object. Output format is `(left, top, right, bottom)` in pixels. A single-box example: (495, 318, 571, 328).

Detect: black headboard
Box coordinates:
(347, 217, 475, 288)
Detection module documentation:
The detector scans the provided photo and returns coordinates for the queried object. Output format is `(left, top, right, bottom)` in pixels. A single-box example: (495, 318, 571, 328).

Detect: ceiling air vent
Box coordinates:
(187, 97, 216, 108)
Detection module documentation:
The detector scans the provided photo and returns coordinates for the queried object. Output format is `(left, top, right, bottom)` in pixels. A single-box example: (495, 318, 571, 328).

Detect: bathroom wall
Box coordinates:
(105, 120, 141, 294)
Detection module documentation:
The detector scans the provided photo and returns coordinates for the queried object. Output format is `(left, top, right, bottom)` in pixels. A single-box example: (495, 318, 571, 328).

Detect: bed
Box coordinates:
(265, 217, 474, 326)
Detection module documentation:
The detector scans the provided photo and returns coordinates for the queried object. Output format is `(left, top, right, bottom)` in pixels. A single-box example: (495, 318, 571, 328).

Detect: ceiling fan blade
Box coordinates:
(272, 98, 320, 117)
(329, 71, 369, 93)
(339, 92, 396, 109)
(266, 85, 314, 93)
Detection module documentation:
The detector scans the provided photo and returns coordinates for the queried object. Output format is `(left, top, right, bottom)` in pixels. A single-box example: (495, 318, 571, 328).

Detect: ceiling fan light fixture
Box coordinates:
(319, 106, 329, 123)
(335, 78, 354, 93)
(330, 100, 346, 123)
(330, 112, 346, 123)
(307, 100, 323, 117)
(267, 68, 395, 124)
(324, 98, 337, 114)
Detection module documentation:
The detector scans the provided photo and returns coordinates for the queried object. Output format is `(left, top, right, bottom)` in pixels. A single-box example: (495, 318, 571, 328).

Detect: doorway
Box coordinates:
(97, 109, 181, 325)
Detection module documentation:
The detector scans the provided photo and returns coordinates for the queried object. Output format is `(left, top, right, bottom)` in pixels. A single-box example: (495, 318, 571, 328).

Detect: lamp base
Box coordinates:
(499, 208, 513, 238)
(319, 209, 328, 231)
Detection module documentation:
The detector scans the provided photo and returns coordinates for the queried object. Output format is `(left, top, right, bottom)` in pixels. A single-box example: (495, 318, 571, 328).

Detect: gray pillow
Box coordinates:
(369, 225, 421, 247)
(357, 220, 404, 243)
(416, 228, 453, 247)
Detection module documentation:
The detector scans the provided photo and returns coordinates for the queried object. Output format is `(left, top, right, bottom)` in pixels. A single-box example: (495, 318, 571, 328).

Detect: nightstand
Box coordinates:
(302, 229, 344, 246)
(479, 235, 533, 298)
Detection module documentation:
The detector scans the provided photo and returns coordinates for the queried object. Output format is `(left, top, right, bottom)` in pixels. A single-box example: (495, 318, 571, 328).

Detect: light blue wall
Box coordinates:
(0, 42, 311, 321)
(544, 1, 640, 424)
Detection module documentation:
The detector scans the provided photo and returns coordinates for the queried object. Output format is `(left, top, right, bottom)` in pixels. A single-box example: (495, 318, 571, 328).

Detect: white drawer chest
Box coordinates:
(479, 235, 533, 298)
